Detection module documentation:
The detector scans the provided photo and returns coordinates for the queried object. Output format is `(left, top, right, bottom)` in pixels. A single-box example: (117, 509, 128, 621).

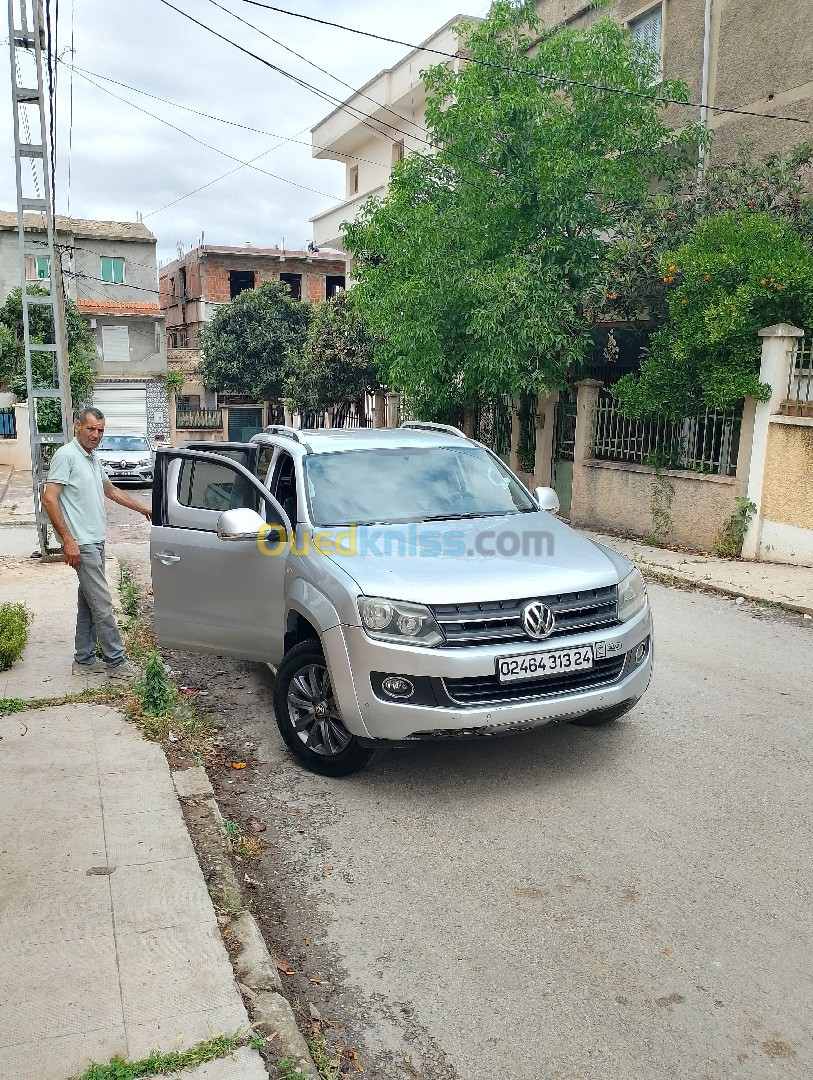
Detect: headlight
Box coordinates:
(138, 457, 151, 467)
(358, 596, 444, 647)
(618, 568, 647, 622)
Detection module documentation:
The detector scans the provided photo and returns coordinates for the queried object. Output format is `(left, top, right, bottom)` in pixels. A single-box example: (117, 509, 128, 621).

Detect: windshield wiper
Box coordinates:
(420, 511, 510, 522)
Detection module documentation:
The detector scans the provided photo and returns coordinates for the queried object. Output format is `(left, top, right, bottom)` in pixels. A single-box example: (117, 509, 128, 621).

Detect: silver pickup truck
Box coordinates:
(151, 423, 653, 775)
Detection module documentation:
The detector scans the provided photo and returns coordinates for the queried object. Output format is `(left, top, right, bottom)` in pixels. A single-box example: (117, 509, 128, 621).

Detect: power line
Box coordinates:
(156, 0, 446, 155)
(68, 65, 341, 200)
(63, 61, 411, 176)
(235, 0, 813, 128)
(205, 0, 425, 139)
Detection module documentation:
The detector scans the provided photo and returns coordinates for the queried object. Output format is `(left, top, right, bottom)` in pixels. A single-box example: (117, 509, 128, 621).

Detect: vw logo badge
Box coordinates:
(521, 601, 555, 640)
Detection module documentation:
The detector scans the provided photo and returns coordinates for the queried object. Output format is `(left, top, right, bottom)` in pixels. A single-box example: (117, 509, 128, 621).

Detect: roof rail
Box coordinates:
(262, 425, 306, 444)
(400, 421, 467, 438)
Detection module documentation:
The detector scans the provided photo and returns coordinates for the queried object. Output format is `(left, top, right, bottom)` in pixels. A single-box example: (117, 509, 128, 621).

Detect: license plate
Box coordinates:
(497, 645, 594, 683)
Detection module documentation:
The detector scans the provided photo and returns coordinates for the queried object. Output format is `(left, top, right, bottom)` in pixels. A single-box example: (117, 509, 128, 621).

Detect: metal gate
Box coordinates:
(227, 406, 264, 442)
(552, 387, 577, 517)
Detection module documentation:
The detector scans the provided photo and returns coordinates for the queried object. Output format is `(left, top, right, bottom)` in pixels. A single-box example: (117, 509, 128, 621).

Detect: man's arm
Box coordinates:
(42, 482, 82, 567)
(103, 478, 152, 520)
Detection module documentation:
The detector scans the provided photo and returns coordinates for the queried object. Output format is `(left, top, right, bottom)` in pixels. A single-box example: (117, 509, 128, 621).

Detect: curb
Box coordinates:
(173, 766, 320, 1079)
(635, 558, 813, 616)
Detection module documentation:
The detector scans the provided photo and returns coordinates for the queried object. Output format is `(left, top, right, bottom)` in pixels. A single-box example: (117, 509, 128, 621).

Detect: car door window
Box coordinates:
(269, 451, 298, 524)
(177, 458, 259, 513)
(163, 452, 285, 532)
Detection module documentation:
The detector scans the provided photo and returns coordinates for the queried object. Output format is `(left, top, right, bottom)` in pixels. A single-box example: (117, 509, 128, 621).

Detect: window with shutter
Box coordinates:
(101, 325, 130, 363)
(629, 6, 662, 73)
(100, 256, 126, 284)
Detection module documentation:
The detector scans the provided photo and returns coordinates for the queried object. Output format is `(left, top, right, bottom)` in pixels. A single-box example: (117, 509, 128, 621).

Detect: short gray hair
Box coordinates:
(77, 406, 104, 422)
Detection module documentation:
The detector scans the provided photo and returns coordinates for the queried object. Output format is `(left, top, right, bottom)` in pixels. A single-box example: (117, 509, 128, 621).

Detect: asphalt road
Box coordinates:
(107, 495, 812, 1080)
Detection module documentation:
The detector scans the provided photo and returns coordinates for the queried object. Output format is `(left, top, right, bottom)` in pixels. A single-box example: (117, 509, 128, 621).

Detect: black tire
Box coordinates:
(272, 641, 375, 776)
(569, 699, 638, 728)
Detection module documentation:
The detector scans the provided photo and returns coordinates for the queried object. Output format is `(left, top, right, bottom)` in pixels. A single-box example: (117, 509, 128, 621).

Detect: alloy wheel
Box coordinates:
(286, 662, 353, 757)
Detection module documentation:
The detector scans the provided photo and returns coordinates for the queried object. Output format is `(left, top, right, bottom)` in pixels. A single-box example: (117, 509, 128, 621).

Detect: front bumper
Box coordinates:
(103, 467, 154, 484)
(323, 605, 653, 741)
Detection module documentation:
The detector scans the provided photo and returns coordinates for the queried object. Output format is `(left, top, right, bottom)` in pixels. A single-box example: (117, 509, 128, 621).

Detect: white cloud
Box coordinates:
(1, 0, 478, 264)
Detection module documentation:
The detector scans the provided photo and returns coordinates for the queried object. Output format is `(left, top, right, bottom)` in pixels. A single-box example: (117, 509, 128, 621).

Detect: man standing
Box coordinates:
(42, 407, 152, 677)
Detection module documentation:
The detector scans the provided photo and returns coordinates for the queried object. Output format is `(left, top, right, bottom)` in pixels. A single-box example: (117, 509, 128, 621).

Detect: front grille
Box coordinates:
(443, 655, 626, 705)
(431, 585, 619, 647)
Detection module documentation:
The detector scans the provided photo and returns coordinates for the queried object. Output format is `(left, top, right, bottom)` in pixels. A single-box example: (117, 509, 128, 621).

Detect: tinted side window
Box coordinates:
(177, 459, 258, 512)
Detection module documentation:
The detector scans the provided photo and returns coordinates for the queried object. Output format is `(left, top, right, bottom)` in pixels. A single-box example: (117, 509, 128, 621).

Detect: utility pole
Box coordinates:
(7, 0, 73, 556)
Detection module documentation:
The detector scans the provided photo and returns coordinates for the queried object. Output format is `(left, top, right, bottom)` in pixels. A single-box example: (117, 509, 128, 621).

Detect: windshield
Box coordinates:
(304, 445, 536, 526)
(98, 436, 150, 452)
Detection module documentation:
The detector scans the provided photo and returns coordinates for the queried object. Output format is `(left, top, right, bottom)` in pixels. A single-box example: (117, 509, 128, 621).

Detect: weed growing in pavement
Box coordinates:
(67, 1031, 263, 1079)
(136, 651, 177, 717)
(0, 601, 32, 670)
(0, 685, 128, 717)
(118, 564, 140, 619)
(714, 496, 757, 558)
(220, 818, 263, 859)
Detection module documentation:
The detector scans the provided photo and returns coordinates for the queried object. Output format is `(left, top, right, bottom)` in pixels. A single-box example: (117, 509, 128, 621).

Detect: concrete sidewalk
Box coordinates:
(0, 552, 268, 1078)
(584, 530, 813, 615)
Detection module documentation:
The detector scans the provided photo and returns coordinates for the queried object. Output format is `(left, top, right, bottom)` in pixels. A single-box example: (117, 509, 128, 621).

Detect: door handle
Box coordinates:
(154, 550, 181, 564)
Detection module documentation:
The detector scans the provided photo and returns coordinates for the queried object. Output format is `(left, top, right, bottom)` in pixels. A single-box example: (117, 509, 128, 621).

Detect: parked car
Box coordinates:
(150, 423, 653, 775)
(97, 434, 155, 485)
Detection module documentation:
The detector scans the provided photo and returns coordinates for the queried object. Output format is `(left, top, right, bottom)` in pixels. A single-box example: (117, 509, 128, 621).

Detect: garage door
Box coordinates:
(92, 387, 148, 434)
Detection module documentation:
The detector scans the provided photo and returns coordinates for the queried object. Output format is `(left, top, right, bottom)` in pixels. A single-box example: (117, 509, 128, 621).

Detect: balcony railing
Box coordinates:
(176, 408, 223, 430)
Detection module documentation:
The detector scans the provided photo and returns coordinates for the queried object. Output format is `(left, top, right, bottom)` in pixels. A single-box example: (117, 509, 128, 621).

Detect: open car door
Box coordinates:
(150, 447, 291, 662)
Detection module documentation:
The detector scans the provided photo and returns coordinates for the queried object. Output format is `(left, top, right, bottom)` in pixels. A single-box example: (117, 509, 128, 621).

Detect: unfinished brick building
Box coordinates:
(159, 244, 345, 441)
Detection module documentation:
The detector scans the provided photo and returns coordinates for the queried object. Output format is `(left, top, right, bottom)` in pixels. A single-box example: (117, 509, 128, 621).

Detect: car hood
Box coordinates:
(316, 512, 625, 604)
(97, 450, 152, 464)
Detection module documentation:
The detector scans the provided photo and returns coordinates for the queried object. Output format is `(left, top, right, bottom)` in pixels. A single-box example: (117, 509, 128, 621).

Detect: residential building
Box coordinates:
(158, 244, 346, 441)
(0, 212, 168, 438)
(310, 15, 477, 255)
(311, 2, 813, 253)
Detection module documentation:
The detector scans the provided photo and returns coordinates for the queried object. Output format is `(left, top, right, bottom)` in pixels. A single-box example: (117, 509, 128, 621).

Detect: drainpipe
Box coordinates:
(698, 0, 713, 179)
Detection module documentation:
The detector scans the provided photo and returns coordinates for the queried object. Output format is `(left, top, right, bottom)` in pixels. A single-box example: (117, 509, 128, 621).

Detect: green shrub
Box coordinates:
(0, 603, 33, 671)
(135, 651, 177, 717)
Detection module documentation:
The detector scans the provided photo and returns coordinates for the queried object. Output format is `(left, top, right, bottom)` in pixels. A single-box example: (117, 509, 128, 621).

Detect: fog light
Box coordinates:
(635, 641, 647, 664)
(381, 676, 414, 699)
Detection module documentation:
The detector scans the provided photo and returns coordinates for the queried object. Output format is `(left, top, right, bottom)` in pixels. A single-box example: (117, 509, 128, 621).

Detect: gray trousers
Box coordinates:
(74, 542, 125, 667)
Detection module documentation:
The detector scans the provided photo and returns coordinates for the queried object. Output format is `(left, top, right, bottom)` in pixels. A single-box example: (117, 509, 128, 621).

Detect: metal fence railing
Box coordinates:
(176, 408, 223, 430)
(787, 338, 813, 407)
(592, 390, 742, 477)
(0, 406, 17, 439)
(476, 396, 512, 462)
(517, 393, 537, 473)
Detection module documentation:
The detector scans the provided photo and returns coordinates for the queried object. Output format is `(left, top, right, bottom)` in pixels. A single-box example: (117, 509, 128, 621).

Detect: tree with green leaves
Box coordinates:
(587, 141, 813, 336)
(198, 281, 311, 403)
(612, 211, 813, 419)
(342, 0, 699, 419)
(0, 286, 96, 429)
(284, 292, 381, 412)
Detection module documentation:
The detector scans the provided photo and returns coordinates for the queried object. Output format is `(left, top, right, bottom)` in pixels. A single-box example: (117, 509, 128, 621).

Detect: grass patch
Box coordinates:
(67, 1030, 263, 1080)
(118, 564, 140, 619)
(0, 685, 128, 717)
(0, 601, 33, 671)
(220, 818, 263, 859)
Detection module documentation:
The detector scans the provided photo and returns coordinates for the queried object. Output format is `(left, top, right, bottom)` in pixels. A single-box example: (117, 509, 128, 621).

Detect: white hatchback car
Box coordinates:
(97, 434, 155, 485)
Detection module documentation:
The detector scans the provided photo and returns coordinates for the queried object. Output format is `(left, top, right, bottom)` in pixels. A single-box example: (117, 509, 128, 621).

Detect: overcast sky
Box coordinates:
(2, 0, 483, 266)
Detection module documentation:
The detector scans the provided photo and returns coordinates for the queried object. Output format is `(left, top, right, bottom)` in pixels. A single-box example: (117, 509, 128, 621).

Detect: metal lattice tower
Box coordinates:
(7, 0, 72, 555)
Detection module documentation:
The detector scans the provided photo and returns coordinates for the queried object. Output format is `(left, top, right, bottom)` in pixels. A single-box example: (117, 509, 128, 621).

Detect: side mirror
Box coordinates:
(217, 507, 266, 541)
(533, 486, 560, 514)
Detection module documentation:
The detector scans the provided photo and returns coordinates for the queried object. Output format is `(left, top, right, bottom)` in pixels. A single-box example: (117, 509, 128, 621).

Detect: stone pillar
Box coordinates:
(569, 379, 602, 528)
(741, 323, 803, 559)
(509, 397, 521, 473)
(283, 406, 293, 427)
(373, 391, 385, 429)
(385, 392, 400, 428)
(534, 391, 557, 488)
(169, 390, 177, 445)
(323, 409, 332, 429)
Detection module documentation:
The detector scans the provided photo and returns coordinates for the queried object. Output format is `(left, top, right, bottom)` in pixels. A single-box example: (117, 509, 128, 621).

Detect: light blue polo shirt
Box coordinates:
(46, 438, 108, 545)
